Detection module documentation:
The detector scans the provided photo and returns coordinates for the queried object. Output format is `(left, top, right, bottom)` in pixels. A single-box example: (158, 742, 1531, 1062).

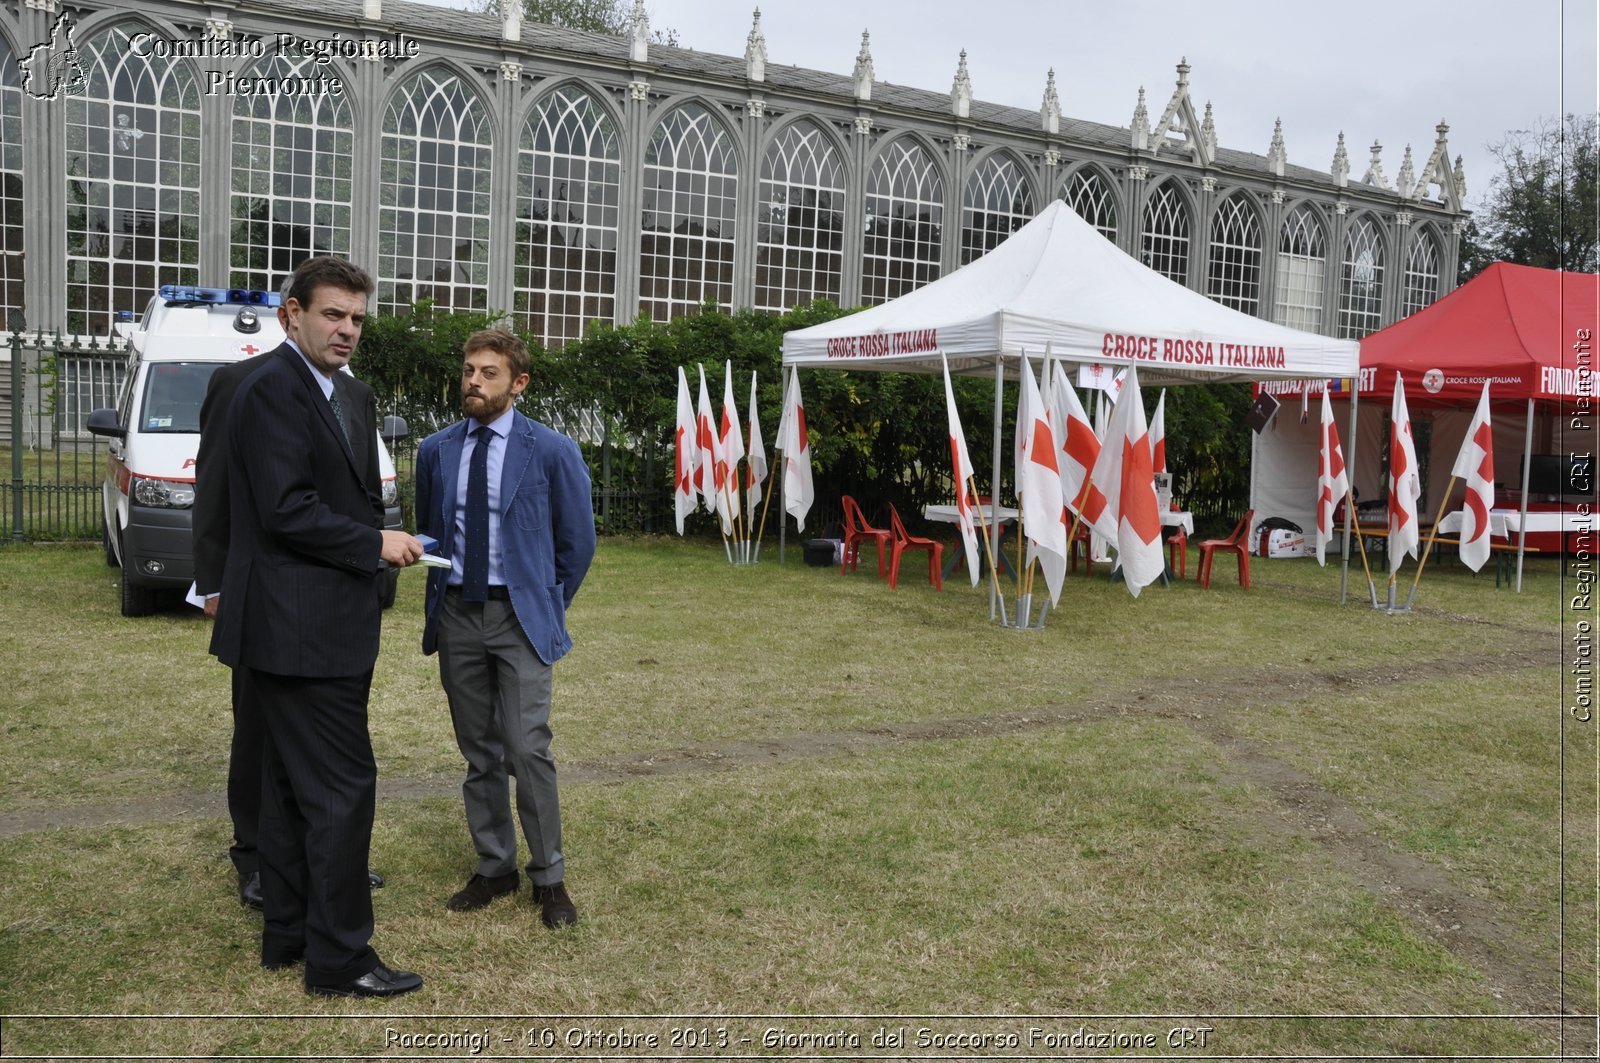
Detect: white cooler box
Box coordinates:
(1254, 527, 1307, 558)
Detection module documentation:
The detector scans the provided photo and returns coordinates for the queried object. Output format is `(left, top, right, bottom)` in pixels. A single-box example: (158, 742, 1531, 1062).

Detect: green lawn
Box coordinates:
(0, 538, 1591, 1058)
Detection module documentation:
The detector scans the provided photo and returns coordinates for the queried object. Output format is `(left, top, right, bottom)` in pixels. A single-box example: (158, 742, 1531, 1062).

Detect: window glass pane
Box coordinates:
(516, 86, 620, 346)
(1206, 194, 1262, 314)
(1402, 233, 1440, 316)
(961, 155, 1034, 265)
(1060, 168, 1117, 241)
(1141, 183, 1189, 285)
(1338, 216, 1385, 339)
(862, 140, 943, 305)
(67, 26, 201, 335)
(639, 103, 737, 322)
(1273, 205, 1326, 332)
(755, 120, 844, 312)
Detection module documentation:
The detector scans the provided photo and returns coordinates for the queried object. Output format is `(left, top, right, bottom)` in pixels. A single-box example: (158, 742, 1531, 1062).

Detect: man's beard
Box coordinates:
(462, 390, 511, 420)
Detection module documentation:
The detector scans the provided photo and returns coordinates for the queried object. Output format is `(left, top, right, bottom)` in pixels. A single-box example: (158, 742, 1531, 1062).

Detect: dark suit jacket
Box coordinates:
(194, 352, 273, 597)
(209, 344, 385, 678)
(197, 358, 381, 599)
(415, 411, 595, 665)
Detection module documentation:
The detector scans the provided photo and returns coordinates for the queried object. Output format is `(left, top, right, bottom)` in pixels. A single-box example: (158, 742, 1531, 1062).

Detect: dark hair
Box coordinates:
(285, 256, 375, 309)
(463, 328, 530, 379)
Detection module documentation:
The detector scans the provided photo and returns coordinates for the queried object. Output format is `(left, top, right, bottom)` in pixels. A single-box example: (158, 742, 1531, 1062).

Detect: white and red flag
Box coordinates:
(1018, 355, 1067, 605)
(1086, 365, 1164, 597)
(1049, 361, 1104, 524)
(719, 361, 745, 526)
(673, 366, 697, 535)
(696, 365, 730, 532)
(1387, 373, 1422, 573)
(745, 371, 768, 516)
(778, 367, 814, 531)
(1450, 382, 1495, 572)
(941, 355, 982, 587)
(1149, 389, 1168, 475)
(1313, 388, 1350, 566)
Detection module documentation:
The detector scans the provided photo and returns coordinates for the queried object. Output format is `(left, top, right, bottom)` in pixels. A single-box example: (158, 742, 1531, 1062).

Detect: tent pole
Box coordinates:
(990, 354, 1005, 621)
(1340, 384, 1360, 605)
(1517, 396, 1534, 592)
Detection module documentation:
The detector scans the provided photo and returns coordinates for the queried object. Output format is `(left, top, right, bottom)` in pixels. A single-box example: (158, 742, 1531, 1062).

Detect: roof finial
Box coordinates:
(1041, 68, 1060, 135)
(1331, 131, 1350, 188)
(745, 8, 767, 82)
(629, 0, 650, 63)
(1131, 86, 1149, 150)
(1267, 117, 1286, 177)
(951, 49, 972, 118)
(853, 30, 874, 101)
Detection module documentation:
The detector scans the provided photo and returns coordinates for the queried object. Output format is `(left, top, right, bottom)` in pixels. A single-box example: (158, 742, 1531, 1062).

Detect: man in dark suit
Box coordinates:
(415, 329, 595, 927)
(210, 256, 424, 997)
(195, 296, 386, 912)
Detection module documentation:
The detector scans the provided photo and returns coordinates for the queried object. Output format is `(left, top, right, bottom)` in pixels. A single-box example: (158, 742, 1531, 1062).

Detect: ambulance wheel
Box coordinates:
(119, 541, 158, 617)
(102, 520, 118, 567)
(380, 567, 399, 610)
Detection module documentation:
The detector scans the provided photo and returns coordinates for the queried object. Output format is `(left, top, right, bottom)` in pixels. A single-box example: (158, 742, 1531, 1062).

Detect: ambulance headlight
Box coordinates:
(381, 479, 398, 506)
(131, 476, 196, 508)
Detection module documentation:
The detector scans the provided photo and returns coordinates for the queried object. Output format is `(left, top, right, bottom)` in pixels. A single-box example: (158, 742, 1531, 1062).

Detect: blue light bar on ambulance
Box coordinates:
(159, 285, 281, 307)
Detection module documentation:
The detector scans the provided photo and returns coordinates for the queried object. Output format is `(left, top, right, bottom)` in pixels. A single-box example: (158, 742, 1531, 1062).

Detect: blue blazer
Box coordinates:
(416, 410, 596, 664)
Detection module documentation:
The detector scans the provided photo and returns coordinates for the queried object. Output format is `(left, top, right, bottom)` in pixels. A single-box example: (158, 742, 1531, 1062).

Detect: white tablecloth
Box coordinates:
(1162, 510, 1194, 536)
(923, 503, 1019, 525)
(1437, 508, 1590, 539)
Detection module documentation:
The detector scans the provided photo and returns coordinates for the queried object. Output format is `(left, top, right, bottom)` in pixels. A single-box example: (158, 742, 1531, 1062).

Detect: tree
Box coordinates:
(1468, 113, 1598, 281)
(471, 1, 678, 44)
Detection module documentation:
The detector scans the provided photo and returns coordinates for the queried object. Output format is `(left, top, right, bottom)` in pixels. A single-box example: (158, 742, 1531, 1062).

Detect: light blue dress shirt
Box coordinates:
(449, 406, 516, 588)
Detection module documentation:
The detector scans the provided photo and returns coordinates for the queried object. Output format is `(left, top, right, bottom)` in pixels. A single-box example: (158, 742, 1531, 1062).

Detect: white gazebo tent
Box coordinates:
(780, 200, 1362, 595)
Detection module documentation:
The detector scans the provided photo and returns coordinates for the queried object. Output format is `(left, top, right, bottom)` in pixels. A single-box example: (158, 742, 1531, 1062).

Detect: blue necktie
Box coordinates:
(463, 425, 491, 602)
(328, 388, 350, 445)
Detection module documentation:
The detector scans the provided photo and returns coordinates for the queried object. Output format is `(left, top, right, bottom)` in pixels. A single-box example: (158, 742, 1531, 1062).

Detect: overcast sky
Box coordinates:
(438, 0, 1599, 212)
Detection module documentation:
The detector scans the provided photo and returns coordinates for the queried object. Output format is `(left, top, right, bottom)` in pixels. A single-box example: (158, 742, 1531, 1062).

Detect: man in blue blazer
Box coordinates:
(416, 328, 596, 927)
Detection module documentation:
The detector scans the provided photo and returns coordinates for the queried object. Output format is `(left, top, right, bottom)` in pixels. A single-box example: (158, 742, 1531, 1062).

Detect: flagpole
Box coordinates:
(967, 476, 1009, 627)
(1345, 485, 1378, 607)
(753, 467, 776, 561)
(1405, 475, 1459, 607)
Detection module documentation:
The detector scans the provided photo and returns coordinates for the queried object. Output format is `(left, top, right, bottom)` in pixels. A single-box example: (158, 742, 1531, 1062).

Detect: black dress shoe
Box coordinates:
(367, 869, 384, 889)
(238, 870, 263, 911)
(533, 880, 579, 929)
(308, 963, 422, 998)
(446, 870, 518, 912)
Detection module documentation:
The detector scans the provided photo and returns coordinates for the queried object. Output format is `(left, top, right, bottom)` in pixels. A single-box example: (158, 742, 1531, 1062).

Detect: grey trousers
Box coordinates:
(437, 593, 563, 885)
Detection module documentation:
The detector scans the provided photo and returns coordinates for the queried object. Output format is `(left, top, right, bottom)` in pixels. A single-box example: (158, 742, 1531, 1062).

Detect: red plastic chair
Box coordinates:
(1068, 520, 1096, 577)
(887, 504, 943, 591)
(1197, 509, 1254, 589)
(840, 495, 891, 578)
(1167, 528, 1188, 579)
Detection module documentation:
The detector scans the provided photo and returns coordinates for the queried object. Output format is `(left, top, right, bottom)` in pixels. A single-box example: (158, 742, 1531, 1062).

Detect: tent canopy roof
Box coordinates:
(781, 200, 1359, 385)
(1357, 262, 1597, 403)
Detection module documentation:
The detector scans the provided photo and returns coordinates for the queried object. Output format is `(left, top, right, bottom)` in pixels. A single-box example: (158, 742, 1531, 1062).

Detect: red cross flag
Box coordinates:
(1086, 365, 1164, 597)
(696, 365, 730, 532)
(941, 355, 982, 587)
(1314, 388, 1349, 566)
(1387, 373, 1422, 573)
(778, 367, 813, 531)
(1149, 389, 1168, 475)
(745, 371, 767, 516)
(1450, 382, 1495, 572)
(1018, 355, 1066, 605)
(1049, 360, 1104, 523)
(673, 366, 697, 535)
(719, 361, 745, 525)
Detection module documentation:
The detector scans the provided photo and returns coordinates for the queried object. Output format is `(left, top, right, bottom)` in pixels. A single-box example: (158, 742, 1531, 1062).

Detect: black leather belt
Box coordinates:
(446, 585, 511, 601)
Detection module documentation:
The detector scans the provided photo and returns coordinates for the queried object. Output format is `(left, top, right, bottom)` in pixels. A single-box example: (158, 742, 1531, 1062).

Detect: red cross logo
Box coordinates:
(239, 344, 260, 356)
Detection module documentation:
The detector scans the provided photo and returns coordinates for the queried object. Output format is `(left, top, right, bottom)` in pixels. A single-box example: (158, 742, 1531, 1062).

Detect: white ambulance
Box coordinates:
(87, 285, 407, 616)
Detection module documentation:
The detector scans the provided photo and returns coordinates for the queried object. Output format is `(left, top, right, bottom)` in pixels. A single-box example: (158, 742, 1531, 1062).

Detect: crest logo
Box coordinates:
(21, 13, 87, 101)
(1422, 368, 1445, 394)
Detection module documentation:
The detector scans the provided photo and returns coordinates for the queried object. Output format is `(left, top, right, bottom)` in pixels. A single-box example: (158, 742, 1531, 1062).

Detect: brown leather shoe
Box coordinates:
(533, 881, 579, 928)
(446, 870, 519, 912)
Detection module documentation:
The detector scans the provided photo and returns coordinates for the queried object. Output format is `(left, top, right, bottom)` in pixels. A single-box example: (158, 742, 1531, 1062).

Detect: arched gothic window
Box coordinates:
(516, 87, 621, 346)
(755, 120, 844, 313)
(1401, 231, 1440, 316)
(1338, 216, 1386, 338)
(66, 24, 201, 335)
(1141, 182, 1190, 285)
(862, 139, 943, 305)
(379, 68, 492, 313)
(640, 103, 737, 321)
(0, 35, 21, 319)
(1206, 193, 1262, 314)
(1061, 168, 1117, 241)
(961, 155, 1034, 265)
(230, 54, 353, 293)
(1274, 206, 1327, 332)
